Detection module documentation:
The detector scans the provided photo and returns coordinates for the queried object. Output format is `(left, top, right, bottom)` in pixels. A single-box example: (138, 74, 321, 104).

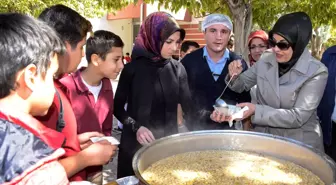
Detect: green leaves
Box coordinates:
(1, 0, 335, 51)
(0, 0, 130, 17)
(1, 0, 335, 28)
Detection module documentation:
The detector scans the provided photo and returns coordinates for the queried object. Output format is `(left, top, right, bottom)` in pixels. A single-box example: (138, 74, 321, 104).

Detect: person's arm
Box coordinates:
(59, 140, 117, 178)
(225, 60, 258, 93)
(102, 110, 113, 136)
(113, 64, 155, 145)
(114, 64, 133, 126)
(235, 59, 252, 103)
(252, 68, 328, 128)
(178, 63, 195, 131)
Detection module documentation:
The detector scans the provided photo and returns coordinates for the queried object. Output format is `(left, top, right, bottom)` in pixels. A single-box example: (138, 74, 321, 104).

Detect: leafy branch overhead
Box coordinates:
(0, 0, 130, 17)
(2, 0, 335, 29)
(144, 0, 336, 30)
(1, 0, 335, 58)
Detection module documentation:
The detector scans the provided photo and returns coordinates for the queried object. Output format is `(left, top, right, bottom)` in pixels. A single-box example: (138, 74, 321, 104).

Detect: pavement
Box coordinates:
(102, 80, 120, 184)
(102, 118, 121, 184)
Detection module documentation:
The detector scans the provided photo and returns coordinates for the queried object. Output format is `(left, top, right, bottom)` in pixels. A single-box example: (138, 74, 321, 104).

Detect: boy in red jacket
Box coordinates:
(37, 5, 117, 183)
(0, 13, 68, 185)
(61, 30, 124, 184)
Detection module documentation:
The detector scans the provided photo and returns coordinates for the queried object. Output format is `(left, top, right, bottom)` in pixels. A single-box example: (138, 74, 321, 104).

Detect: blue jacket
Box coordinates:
(318, 46, 336, 146)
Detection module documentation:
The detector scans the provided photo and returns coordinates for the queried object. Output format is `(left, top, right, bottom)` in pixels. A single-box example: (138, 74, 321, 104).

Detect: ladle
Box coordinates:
(214, 74, 236, 107)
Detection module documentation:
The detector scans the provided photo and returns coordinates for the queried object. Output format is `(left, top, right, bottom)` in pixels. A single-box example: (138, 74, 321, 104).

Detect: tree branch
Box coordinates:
(193, 7, 222, 18)
(224, 0, 243, 10)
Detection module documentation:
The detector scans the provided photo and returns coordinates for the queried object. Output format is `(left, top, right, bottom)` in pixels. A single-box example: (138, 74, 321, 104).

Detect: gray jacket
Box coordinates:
(227, 48, 328, 151)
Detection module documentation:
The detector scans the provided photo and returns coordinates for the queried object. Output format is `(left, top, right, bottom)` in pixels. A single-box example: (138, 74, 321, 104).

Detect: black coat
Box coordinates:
(114, 57, 194, 178)
(181, 48, 251, 130)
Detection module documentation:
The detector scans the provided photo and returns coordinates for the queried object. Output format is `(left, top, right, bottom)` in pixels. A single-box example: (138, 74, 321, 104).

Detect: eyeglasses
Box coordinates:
(268, 38, 291, 51)
(249, 45, 267, 51)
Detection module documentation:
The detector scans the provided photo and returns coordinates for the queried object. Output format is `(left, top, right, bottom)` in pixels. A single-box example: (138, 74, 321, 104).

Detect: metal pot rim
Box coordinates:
(132, 130, 336, 184)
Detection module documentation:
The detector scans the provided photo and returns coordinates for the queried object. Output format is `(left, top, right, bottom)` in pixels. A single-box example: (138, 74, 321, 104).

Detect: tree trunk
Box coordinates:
(311, 27, 324, 59)
(225, 0, 253, 61)
(311, 28, 318, 58)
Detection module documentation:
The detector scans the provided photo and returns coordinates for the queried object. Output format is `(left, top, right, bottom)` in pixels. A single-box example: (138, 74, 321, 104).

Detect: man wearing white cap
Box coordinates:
(181, 13, 251, 130)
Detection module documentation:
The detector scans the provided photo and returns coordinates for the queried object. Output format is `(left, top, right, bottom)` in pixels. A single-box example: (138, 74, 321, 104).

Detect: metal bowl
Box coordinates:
(133, 130, 336, 185)
(105, 176, 139, 185)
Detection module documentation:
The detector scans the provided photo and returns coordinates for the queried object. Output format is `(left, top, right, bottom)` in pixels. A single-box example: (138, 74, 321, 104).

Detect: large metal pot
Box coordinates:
(133, 130, 336, 185)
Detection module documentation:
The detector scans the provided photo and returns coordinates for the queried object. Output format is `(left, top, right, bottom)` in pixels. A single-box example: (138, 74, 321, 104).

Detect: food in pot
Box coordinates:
(142, 150, 324, 185)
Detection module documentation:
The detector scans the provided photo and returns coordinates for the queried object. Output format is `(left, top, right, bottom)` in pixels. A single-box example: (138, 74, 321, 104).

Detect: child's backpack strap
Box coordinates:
(55, 90, 65, 133)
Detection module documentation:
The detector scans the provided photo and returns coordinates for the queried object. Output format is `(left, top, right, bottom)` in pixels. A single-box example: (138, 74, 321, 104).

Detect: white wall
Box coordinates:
(146, 2, 186, 20)
(89, 17, 133, 55)
(78, 16, 134, 68)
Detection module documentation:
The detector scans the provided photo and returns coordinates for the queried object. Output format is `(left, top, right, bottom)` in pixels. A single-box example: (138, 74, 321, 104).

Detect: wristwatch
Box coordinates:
(126, 117, 140, 133)
(132, 122, 140, 133)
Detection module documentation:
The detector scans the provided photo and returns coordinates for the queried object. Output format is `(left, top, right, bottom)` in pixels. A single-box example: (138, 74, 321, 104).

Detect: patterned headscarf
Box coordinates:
(132, 12, 185, 62)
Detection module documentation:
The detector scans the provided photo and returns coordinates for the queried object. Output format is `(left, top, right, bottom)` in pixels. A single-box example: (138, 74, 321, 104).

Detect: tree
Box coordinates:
(0, 0, 129, 17)
(2, 0, 336, 58)
(144, 0, 336, 59)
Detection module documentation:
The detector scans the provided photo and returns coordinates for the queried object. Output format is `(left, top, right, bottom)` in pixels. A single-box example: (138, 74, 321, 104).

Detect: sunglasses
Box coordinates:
(268, 38, 291, 51)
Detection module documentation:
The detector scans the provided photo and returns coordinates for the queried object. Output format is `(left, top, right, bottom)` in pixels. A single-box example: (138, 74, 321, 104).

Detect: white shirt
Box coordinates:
(81, 76, 102, 102)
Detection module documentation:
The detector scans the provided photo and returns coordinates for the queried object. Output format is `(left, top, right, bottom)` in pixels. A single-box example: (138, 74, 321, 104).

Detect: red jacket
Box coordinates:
(60, 68, 114, 177)
(124, 56, 131, 63)
(36, 80, 86, 181)
(60, 69, 114, 136)
(0, 106, 69, 185)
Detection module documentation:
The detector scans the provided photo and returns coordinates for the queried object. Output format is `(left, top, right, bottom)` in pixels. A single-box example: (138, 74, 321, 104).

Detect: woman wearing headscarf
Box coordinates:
(248, 30, 269, 66)
(214, 12, 328, 151)
(248, 30, 269, 106)
(114, 12, 194, 178)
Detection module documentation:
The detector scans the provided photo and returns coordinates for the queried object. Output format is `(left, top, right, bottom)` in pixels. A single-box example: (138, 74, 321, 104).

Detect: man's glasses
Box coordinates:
(268, 38, 291, 51)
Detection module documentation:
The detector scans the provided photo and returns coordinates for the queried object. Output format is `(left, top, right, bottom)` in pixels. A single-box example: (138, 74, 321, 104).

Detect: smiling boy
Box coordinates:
(60, 30, 124, 183)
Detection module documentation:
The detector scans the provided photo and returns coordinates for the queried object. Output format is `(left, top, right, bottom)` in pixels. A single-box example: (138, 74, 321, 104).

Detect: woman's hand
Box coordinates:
(236, 103, 256, 120)
(136, 126, 155, 145)
(228, 60, 243, 78)
(210, 110, 231, 123)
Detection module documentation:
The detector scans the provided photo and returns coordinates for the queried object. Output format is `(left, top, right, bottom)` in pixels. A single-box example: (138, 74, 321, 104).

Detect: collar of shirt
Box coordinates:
(203, 46, 230, 81)
(72, 67, 112, 94)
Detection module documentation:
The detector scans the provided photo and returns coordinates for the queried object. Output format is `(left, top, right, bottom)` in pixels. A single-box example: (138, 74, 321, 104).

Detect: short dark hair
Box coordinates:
(126, 52, 130, 56)
(0, 13, 65, 98)
(228, 35, 234, 46)
(181, 41, 200, 52)
(86, 30, 124, 63)
(38, 4, 92, 49)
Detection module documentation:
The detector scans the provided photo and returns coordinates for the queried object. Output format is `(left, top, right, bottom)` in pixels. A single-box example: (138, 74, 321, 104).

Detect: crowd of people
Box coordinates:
(0, 4, 335, 185)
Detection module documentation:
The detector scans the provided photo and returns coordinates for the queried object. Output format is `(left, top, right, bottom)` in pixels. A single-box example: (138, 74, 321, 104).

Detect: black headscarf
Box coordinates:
(269, 12, 312, 76)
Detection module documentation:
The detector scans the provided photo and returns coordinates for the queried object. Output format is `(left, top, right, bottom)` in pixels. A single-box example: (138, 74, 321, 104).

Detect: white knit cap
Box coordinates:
(202, 14, 233, 32)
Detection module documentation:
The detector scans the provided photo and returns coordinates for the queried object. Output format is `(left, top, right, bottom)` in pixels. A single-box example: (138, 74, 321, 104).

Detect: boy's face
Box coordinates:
(204, 24, 231, 54)
(59, 37, 86, 75)
(181, 46, 198, 58)
(29, 54, 59, 116)
(98, 47, 124, 80)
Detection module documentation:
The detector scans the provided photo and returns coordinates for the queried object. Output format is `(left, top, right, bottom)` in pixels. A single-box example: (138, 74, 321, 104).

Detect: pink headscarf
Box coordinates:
(248, 30, 268, 66)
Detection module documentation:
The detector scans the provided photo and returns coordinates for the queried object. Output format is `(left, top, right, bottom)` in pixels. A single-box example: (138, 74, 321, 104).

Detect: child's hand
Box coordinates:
(78, 131, 104, 150)
(81, 140, 118, 166)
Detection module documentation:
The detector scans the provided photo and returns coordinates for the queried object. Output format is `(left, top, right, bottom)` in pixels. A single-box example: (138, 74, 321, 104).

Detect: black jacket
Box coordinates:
(114, 56, 194, 178)
(181, 48, 251, 130)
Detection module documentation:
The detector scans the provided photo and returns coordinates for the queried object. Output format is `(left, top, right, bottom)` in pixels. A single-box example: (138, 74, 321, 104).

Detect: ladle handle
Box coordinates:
(217, 73, 237, 101)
